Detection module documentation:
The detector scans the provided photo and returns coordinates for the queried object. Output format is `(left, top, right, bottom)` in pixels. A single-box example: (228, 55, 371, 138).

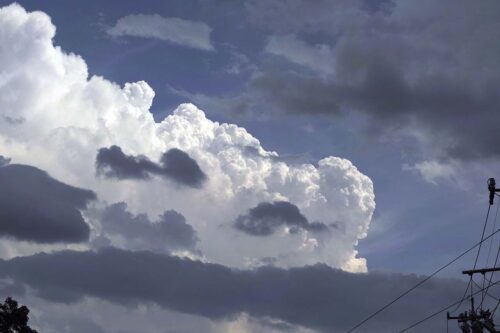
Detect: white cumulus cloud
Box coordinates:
(0, 4, 375, 272)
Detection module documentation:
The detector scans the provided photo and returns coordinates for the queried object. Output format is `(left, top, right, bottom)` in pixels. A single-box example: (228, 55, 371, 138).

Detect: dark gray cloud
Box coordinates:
(43, 317, 106, 333)
(0, 164, 96, 243)
(241, 0, 500, 162)
(95, 202, 199, 253)
(250, 66, 500, 161)
(0, 155, 11, 167)
(160, 148, 207, 188)
(245, 0, 363, 35)
(96, 145, 206, 188)
(0, 247, 469, 332)
(235, 201, 328, 236)
(95, 146, 157, 180)
(0, 279, 25, 297)
(2, 116, 24, 125)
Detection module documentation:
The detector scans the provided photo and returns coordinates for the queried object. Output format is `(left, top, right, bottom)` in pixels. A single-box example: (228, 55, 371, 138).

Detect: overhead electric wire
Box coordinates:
(398, 280, 500, 333)
(401, 197, 500, 332)
(446, 202, 493, 314)
(473, 203, 492, 270)
(481, 198, 500, 309)
(481, 244, 500, 310)
(448, 278, 471, 314)
(485, 199, 500, 269)
(472, 279, 500, 302)
(470, 200, 492, 310)
(451, 204, 492, 313)
(397, 188, 500, 331)
(492, 299, 500, 318)
(347, 205, 497, 332)
(476, 201, 499, 308)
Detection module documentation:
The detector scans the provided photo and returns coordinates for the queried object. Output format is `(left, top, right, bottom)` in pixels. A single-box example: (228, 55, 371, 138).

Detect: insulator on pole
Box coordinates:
(488, 178, 496, 205)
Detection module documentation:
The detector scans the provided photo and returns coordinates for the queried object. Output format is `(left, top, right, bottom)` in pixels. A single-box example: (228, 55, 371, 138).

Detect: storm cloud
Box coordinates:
(241, 0, 500, 163)
(0, 164, 96, 243)
(0, 247, 468, 332)
(234, 201, 328, 236)
(96, 145, 206, 188)
(94, 202, 199, 253)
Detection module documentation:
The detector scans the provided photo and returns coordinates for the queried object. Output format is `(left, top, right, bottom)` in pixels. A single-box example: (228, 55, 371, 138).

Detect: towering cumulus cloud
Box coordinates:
(0, 4, 374, 271)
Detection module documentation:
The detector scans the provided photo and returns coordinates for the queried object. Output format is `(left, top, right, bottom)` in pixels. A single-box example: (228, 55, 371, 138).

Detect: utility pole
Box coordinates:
(447, 305, 496, 333)
(446, 268, 499, 333)
(446, 179, 500, 332)
(446, 266, 500, 332)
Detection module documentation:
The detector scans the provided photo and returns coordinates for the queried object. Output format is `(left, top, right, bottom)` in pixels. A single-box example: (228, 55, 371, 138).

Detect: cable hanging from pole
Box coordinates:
(449, 197, 494, 315)
(481, 244, 500, 310)
(348, 178, 500, 332)
(473, 203, 492, 270)
(347, 221, 500, 332)
(446, 178, 500, 331)
(398, 280, 500, 333)
(485, 197, 500, 270)
(472, 279, 499, 302)
(481, 200, 499, 308)
(480, 197, 500, 310)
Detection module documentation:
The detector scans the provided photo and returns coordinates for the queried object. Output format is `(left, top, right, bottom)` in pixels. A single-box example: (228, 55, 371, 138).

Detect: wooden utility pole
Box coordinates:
(446, 179, 500, 332)
(447, 305, 497, 333)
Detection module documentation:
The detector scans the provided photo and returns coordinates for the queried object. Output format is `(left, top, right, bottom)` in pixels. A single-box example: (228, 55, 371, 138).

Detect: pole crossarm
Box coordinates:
(462, 267, 500, 276)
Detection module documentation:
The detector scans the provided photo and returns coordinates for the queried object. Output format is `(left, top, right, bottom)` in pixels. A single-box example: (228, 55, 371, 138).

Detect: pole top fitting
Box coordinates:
(488, 178, 496, 205)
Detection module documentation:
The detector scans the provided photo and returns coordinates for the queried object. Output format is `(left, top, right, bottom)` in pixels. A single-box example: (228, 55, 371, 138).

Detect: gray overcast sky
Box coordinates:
(0, 0, 499, 332)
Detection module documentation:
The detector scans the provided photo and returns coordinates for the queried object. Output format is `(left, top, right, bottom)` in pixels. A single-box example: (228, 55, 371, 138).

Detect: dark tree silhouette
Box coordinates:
(0, 297, 38, 333)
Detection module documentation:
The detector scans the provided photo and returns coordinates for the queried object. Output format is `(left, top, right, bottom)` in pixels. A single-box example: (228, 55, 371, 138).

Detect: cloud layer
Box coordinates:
(0, 247, 468, 332)
(240, 0, 500, 181)
(0, 163, 95, 243)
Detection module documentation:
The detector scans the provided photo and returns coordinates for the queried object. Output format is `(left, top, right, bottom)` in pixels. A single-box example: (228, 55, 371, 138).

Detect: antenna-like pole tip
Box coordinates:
(488, 178, 496, 205)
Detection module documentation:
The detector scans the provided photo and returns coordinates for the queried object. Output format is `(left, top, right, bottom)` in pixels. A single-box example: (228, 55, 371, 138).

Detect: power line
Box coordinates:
(492, 299, 500, 318)
(448, 278, 471, 314)
(403, 192, 500, 332)
(472, 279, 499, 302)
(485, 199, 500, 269)
(481, 245, 500, 310)
(347, 212, 499, 332)
(481, 199, 500, 308)
(398, 280, 500, 332)
(474, 202, 495, 309)
(473, 204, 492, 270)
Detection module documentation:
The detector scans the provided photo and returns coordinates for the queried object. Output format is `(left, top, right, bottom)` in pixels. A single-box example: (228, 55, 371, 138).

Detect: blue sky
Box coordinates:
(0, 1, 499, 332)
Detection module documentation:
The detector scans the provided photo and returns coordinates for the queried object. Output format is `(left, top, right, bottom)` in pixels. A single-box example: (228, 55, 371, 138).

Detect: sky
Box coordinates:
(0, 1, 499, 332)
